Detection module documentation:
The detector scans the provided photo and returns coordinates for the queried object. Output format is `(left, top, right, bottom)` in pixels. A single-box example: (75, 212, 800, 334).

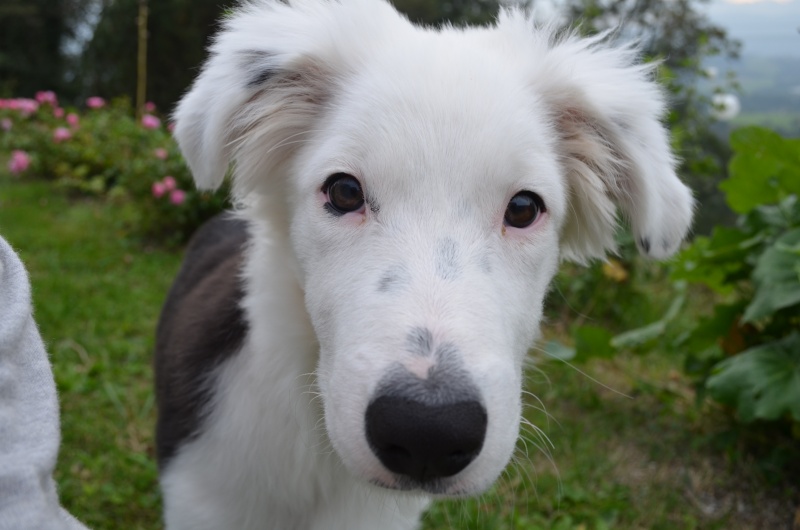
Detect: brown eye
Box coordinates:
(504, 191, 545, 228)
(324, 173, 364, 215)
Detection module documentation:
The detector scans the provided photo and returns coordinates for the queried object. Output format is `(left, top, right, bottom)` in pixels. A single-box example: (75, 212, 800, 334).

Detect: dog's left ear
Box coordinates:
(501, 14, 695, 262)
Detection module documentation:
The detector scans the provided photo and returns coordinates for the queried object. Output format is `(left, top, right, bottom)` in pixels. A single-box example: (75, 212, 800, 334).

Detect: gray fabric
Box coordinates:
(0, 236, 88, 530)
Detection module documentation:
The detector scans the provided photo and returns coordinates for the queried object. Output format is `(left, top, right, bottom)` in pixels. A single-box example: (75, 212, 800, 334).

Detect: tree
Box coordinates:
(0, 0, 94, 99)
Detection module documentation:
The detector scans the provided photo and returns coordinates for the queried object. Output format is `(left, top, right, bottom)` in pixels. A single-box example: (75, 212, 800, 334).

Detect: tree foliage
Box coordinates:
(80, 0, 225, 112)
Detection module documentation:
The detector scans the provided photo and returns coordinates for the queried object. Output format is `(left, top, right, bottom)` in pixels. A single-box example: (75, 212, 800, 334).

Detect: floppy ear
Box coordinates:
(172, 3, 330, 194)
(500, 13, 695, 262)
(172, 0, 403, 195)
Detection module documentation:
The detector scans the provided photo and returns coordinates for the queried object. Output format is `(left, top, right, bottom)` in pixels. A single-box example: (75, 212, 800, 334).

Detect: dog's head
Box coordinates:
(174, 0, 693, 497)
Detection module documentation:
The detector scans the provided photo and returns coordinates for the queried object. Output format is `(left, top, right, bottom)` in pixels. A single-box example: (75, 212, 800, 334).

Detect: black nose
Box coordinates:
(365, 395, 487, 482)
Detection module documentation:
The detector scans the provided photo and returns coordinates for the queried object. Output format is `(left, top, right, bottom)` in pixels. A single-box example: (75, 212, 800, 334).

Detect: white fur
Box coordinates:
(165, 1, 694, 528)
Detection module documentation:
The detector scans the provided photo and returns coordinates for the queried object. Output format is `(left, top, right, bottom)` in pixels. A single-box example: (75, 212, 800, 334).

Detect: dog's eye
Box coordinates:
(324, 173, 364, 214)
(504, 191, 545, 229)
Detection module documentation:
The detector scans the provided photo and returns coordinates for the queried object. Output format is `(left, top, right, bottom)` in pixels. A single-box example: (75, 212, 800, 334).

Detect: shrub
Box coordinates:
(0, 93, 229, 244)
(671, 127, 800, 425)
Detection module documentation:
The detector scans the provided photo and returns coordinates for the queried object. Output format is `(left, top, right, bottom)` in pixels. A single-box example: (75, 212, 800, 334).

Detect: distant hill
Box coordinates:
(705, 55, 800, 137)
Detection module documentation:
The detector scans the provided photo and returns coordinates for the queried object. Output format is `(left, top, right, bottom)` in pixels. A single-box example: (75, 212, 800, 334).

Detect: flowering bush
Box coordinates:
(1, 93, 230, 244)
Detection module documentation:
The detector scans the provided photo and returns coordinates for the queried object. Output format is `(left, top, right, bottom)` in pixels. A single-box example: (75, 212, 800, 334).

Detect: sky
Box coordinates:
(705, 0, 800, 57)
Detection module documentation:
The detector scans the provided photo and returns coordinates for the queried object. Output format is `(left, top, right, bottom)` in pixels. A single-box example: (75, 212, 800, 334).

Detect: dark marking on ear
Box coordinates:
(239, 50, 279, 88)
(435, 237, 460, 281)
(406, 327, 433, 357)
(639, 237, 651, 253)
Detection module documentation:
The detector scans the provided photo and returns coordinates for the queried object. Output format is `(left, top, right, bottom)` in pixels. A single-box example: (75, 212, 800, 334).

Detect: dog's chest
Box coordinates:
(161, 339, 428, 529)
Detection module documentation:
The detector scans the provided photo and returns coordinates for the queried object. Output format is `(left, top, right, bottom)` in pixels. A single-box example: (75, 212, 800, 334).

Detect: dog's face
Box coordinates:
(173, 0, 694, 497)
(289, 55, 566, 494)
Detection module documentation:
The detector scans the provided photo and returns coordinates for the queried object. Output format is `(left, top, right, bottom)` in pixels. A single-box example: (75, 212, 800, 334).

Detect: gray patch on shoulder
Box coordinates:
(377, 264, 408, 293)
(406, 327, 433, 357)
(435, 237, 460, 281)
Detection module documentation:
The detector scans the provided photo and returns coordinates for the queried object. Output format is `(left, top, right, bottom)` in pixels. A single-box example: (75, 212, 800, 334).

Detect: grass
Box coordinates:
(0, 176, 796, 529)
(0, 179, 178, 529)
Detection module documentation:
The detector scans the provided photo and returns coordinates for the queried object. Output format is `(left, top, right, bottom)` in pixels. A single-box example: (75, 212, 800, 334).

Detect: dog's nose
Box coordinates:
(365, 395, 487, 482)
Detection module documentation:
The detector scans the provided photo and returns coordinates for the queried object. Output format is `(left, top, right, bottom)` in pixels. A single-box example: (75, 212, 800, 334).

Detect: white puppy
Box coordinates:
(155, 1, 694, 529)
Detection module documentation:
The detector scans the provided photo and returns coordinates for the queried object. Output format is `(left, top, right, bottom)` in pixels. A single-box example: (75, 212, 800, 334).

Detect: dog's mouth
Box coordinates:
(369, 475, 471, 496)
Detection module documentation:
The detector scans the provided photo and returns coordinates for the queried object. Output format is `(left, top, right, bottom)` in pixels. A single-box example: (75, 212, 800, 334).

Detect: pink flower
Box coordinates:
(53, 107, 64, 118)
(167, 122, 175, 133)
(144, 101, 156, 113)
(153, 147, 168, 160)
(86, 96, 106, 109)
(8, 150, 31, 174)
(152, 181, 166, 198)
(162, 175, 177, 191)
(141, 114, 161, 129)
(53, 127, 72, 143)
(35, 91, 57, 106)
(66, 113, 79, 127)
(9, 99, 38, 116)
(1, 118, 11, 131)
(169, 189, 186, 205)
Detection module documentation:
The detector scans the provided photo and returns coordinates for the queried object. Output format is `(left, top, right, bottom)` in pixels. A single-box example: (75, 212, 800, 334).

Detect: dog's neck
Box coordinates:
(240, 207, 318, 372)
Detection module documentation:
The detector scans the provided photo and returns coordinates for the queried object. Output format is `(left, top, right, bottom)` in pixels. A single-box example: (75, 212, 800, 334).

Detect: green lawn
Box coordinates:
(0, 177, 795, 529)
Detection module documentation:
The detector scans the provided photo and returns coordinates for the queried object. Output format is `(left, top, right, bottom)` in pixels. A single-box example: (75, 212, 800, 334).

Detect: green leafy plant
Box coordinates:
(557, 127, 800, 429)
(671, 127, 800, 424)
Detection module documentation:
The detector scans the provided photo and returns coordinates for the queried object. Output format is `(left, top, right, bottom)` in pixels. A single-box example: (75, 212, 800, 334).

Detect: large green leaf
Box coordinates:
(706, 333, 800, 422)
(610, 291, 685, 350)
(722, 127, 800, 214)
(743, 227, 800, 322)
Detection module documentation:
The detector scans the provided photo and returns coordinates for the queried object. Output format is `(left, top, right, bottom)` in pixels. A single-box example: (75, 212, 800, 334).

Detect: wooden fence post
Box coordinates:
(136, 0, 148, 121)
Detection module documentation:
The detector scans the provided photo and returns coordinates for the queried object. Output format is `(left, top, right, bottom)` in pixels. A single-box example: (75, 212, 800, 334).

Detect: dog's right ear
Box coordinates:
(172, 5, 330, 193)
(173, 1, 403, 194)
